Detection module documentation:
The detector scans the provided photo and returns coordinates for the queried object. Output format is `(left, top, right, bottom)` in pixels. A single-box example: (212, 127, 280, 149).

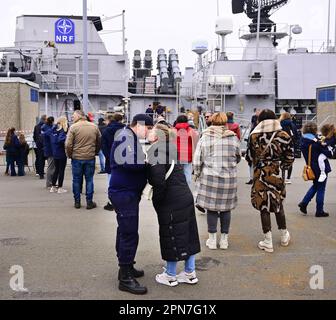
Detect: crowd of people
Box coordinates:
(1, 106, 335, 295)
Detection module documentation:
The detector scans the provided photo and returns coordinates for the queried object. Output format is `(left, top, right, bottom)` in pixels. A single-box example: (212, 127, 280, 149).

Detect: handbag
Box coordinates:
(302, 145, 316, 181)
(143, 160, 175, 201)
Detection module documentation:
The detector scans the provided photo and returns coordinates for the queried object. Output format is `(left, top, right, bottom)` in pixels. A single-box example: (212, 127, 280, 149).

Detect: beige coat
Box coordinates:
(65, 119, 101, 160)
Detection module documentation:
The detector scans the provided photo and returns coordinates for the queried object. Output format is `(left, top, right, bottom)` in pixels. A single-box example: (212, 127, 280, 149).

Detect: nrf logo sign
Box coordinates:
(55, 18, 75, 44)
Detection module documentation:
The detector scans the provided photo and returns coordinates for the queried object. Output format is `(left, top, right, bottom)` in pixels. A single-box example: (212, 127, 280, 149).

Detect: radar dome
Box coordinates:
(215, 17, 233, 36)
(192, 40, 208, 55)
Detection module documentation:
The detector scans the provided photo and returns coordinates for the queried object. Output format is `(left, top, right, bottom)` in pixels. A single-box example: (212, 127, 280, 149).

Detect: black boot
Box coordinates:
(298, 203, 307, 215)
(316, 211, 329, 218)
(87, 201, 97, 210)
(118, 262, 144, 279)
(104, 202, 115, 212)
(118, 265, 147, 295)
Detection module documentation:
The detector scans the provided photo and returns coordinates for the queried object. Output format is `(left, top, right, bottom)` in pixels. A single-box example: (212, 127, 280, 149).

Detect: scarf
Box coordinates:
(250, 119, 282, 135)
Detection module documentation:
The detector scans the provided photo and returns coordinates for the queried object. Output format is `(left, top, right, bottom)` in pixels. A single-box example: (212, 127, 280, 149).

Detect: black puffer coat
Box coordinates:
(147, 141, 201, 262)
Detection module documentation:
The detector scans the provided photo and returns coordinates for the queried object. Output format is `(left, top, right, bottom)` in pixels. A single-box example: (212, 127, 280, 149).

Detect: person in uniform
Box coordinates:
(109, 114, 153, 295)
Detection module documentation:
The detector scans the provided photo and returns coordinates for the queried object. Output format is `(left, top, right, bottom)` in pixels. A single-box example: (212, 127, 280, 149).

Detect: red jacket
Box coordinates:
(174, 123, 199, 163)
(227, 122, 241, 140)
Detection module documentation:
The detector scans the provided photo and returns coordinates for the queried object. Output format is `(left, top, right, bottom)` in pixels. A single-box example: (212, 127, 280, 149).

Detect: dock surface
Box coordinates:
(0, 159, 335, 300)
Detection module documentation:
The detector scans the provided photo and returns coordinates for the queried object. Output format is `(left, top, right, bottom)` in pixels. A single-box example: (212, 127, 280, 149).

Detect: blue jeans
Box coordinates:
(301, 178, 328, 214)
(72, 159, 96, 203)
(182, 163, 193, 188)
(166, 255, 196, 277)
(98, 150, 105, 172)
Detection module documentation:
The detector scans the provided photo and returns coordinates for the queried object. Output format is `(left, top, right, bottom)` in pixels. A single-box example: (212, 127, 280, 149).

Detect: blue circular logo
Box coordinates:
(56, 19, 73, 35)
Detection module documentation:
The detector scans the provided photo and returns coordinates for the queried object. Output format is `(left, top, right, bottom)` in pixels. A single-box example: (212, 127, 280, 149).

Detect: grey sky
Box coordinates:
(0, 0, 335, 71)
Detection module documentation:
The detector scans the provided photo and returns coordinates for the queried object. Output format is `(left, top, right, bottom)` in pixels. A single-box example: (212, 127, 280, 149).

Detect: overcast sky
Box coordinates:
(0, 0, 335, 71)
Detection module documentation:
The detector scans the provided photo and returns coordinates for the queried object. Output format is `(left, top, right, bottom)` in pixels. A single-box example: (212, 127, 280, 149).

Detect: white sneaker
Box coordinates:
(318, 172, 327, 183)
(206, 233, 217, 250)
(280, 229, 291, 247)
(258, 231, 274, 253)
(155, 269, 179, 287)
(219, 234, 229, 250)
(285, 179, 292, 185)
(57, 188, 68, 194)
(176, 271, 198, 285)
(50, 187, 58, 193)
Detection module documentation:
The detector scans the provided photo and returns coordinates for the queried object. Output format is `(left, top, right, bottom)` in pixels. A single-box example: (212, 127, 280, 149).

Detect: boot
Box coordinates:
(118, 265, 148, 295)
(104, 202, 115, 212)
(219, 234, 229, 250)
(86, 201, 97, 210)
(316, 211, 329, 218)
(280, 230, 291, 247)
(298, 203, 307, 215)
(118, 262, 144, 280)
(258, 231, 274, 253)
(206, 233, 217, 250)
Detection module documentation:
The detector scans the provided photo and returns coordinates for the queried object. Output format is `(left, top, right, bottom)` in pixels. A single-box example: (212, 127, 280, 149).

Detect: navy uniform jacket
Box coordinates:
(109, 127, 147, 195)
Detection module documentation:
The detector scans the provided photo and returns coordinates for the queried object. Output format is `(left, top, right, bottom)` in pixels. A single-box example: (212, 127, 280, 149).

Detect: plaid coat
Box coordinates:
(193, 126, 241, 212)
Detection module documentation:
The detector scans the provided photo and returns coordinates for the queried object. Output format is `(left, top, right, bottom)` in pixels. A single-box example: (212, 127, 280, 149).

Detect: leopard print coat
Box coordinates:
(246, 130, 295, 214)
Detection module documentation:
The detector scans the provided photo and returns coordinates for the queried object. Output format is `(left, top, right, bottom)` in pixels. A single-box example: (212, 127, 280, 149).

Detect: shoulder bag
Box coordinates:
(143, 160, 175, 201)
(302, 145, 315, 181)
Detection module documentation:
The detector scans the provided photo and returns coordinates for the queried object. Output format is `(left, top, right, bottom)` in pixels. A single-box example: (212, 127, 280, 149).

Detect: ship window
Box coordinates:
(58, 59, 76, 72)
(318, 88, 335, 102)
(79, 59, 99, 73)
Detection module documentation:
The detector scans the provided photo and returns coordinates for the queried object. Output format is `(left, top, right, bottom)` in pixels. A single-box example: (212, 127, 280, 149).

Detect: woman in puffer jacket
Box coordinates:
(147, 124, 201, 288)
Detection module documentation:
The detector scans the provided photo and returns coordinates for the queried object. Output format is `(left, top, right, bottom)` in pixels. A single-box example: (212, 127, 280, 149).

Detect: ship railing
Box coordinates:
(179, 77, 276, 99)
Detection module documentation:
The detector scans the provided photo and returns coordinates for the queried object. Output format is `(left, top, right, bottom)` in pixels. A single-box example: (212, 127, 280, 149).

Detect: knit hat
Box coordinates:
(132, 114, 154, 126)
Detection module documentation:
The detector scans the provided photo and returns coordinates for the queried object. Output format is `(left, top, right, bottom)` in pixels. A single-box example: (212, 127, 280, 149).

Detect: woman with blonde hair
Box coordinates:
(194, 112, 241, 250)
(50, 116, 68, 194)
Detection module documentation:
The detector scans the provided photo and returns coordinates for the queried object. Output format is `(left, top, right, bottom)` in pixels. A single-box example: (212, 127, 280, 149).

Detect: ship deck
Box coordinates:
(0, 158, 335, 300)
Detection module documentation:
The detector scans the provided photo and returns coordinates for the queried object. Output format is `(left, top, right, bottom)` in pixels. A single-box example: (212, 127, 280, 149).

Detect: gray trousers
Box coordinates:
(46, 157, 55, 188)
(207, 211, 231, 234)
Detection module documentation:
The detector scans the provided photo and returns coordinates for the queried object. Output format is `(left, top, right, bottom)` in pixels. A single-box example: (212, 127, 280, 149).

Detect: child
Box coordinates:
(318, 124, 336, 182)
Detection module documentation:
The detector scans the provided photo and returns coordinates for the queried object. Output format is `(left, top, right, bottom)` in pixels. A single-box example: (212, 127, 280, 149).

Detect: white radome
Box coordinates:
(215, 17, 234, 36)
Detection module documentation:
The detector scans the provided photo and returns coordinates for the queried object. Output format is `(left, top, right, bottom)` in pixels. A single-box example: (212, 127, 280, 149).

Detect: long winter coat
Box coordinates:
(246, 119, 294, 214)
(193, 126, 241, 212)
(147, 141, 201, 262)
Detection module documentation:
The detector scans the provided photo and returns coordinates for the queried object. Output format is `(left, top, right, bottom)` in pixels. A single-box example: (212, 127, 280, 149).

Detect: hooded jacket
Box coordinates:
(51, 127, 67, 160)
(194, 126, 241, 212)
(174, 122, 198, 164)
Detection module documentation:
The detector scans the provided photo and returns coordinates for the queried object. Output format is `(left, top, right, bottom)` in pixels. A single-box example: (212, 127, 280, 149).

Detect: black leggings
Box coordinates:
(52, 158, 67, 188)
(282, 165, 293, 180)
(260, 203, 287, 234)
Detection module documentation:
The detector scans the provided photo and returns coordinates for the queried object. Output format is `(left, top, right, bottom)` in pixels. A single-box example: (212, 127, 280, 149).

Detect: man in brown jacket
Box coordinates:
(65, 110, 101, 209)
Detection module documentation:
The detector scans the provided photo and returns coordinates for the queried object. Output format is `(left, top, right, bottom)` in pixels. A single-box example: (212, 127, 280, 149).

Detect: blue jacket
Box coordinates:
(41, 124, 54, 158)
(109, 127, 147, 195)
(50, 127, 67, 159)
(101, 121, 125, 174)
(3, 135, 20, 156)
(301, 134, 333, 178)
(281, 119, 299, 142)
